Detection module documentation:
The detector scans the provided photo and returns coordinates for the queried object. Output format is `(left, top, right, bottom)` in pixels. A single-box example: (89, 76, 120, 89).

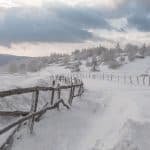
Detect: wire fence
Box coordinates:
(61, 71, 150, 87)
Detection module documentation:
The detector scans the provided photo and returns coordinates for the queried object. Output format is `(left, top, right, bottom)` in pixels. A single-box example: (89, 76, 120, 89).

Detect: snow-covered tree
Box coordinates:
(91, 56, 99, 72)
(125, 44, 138, 61)
(139, 44, 146, 58)
(71, 61, 81, 72)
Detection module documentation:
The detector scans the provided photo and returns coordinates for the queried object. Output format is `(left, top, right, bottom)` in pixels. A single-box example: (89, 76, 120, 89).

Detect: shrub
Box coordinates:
(108, 60, 121, 69)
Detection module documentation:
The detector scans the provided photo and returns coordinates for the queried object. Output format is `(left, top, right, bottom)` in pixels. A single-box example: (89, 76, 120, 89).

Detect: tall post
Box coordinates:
(118, 75, 120, 83)
(137, 76, 139, 85)
(56, 83, 61, 110)
(111, 74, 113, 81)
(143, 76, 146, 86)
(51, 80, 55, 105)
(130, 76, 132, 85)
(68, 83, 73, 105)
(124, 75, 126, 84)
(28, 89, 39, 134)
(51, 89, 55, 105)
(57, 83, 61, 100)
(72, 85, 75, 98)
(103, 73, 105, 80)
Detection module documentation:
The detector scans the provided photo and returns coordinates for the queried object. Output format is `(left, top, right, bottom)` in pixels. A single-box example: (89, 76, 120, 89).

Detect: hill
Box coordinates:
(0, 54, 29, 65)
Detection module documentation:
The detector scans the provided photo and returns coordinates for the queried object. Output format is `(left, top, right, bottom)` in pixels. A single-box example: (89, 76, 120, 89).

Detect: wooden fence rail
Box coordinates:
(0, 99, 70, 135)
(0, 111, 29, 116)
(0, 76, 84, 149)
(0, 84, 82, 98)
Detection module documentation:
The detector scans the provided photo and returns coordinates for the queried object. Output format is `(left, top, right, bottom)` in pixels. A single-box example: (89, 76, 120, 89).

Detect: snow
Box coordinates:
(99, 57, 150, 75)
(0, 64, 70, 146)
(0, 126, 17, 146)
(11, 78, 150, 150)
(0, 64, 70, 91)
(1, 62, 150, 150)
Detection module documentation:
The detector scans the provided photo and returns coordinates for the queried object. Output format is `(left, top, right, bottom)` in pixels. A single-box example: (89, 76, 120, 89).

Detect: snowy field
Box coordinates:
(0, 64, 70, 146)
(11, 78, 150, 150)
(81, 57, 150, 76)
(0, 64, 150, 150)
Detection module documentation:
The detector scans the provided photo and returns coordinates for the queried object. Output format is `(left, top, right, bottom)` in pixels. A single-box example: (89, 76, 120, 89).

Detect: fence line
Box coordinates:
(0, 75, 84, 149)
(66, 71, 150, 87)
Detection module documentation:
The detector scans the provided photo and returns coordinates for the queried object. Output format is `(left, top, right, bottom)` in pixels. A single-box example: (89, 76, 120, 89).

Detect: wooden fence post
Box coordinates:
(118, 75, 120, 83)
(143, 76, 146, 86)
(51, 89, 55, 105)
(137, 76, 139, 85)
(28, 89, 39, 134)
(57, 83, 61, 100)
(124, 75, 126, 84)
(68, 83, 73, 105)
(56, 84, 61, 110)
(103, 73, 105, 80)
(110, 74, 113, 81)
(78, 85, 81, 96)
(52, 80, 55, 86)
(72, 85, 75, 98)
(129, 76, 132, 85)
(81, 83, 84, 95)
(51, 80, 55, 105)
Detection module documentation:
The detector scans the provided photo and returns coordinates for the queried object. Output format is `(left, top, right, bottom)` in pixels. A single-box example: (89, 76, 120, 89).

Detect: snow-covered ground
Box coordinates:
(0, 64, 70, 91)
(100, 57, 150, 75)
(80, 57, 150, 76)
(1, 63, 150, 150)
(11, 78, 150, 150)
(0, 64, 70, 146)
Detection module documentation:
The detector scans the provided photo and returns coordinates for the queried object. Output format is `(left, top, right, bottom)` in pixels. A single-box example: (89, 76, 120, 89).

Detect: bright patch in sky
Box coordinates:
(0, 0, 126, 8)
(0, 0, 19, 8)
(108, 18, 128, 31)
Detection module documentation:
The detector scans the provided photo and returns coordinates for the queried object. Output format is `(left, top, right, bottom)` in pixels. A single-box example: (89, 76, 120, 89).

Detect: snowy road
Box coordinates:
(11, 78, 150, 150)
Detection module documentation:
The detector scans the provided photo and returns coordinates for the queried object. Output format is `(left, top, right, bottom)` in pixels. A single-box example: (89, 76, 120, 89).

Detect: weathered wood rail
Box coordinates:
(0, 111, 28, 116)
(0, 84, 82, 98)
(0, 76, 84, 149)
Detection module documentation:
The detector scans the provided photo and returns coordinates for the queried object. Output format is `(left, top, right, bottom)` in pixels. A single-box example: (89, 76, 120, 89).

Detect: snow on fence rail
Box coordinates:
(70, 72, 150, 87)
(0, 75, 84, 149)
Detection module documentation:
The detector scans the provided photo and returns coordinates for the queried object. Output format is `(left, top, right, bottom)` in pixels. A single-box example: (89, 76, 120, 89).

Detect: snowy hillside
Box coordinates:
(12, 76, 150, 150)
(99, 56, 150, 75)
(0, 59, 150, 150)
(1, 0, 150, 149)
(0, 64, 70, 144)
(0, 54, 29, 66)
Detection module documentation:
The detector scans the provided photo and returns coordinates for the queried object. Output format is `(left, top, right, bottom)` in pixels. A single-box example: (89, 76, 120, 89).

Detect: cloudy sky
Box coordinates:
(0, 0, 150, 56)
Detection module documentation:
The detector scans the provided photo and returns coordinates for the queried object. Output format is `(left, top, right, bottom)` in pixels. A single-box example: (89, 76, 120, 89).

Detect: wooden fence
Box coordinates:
(0, 76, 84, 149)
(70, 72, 150, 87)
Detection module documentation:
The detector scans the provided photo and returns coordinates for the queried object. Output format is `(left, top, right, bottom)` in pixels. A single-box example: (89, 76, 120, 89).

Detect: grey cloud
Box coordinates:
(126, 0, 150, 32)
(0, 4, 110, 45)
(48, 4, 110, 29)
(106, 0, 150, 32)
(129, 0, 150, 31)
(108, 0, 150, 32)
(128, 14, 150, 32)
(1, 0, 150, 46)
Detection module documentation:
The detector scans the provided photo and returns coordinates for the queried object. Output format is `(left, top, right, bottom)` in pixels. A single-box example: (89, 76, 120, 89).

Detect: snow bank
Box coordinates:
(1, 64, 150, 150)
